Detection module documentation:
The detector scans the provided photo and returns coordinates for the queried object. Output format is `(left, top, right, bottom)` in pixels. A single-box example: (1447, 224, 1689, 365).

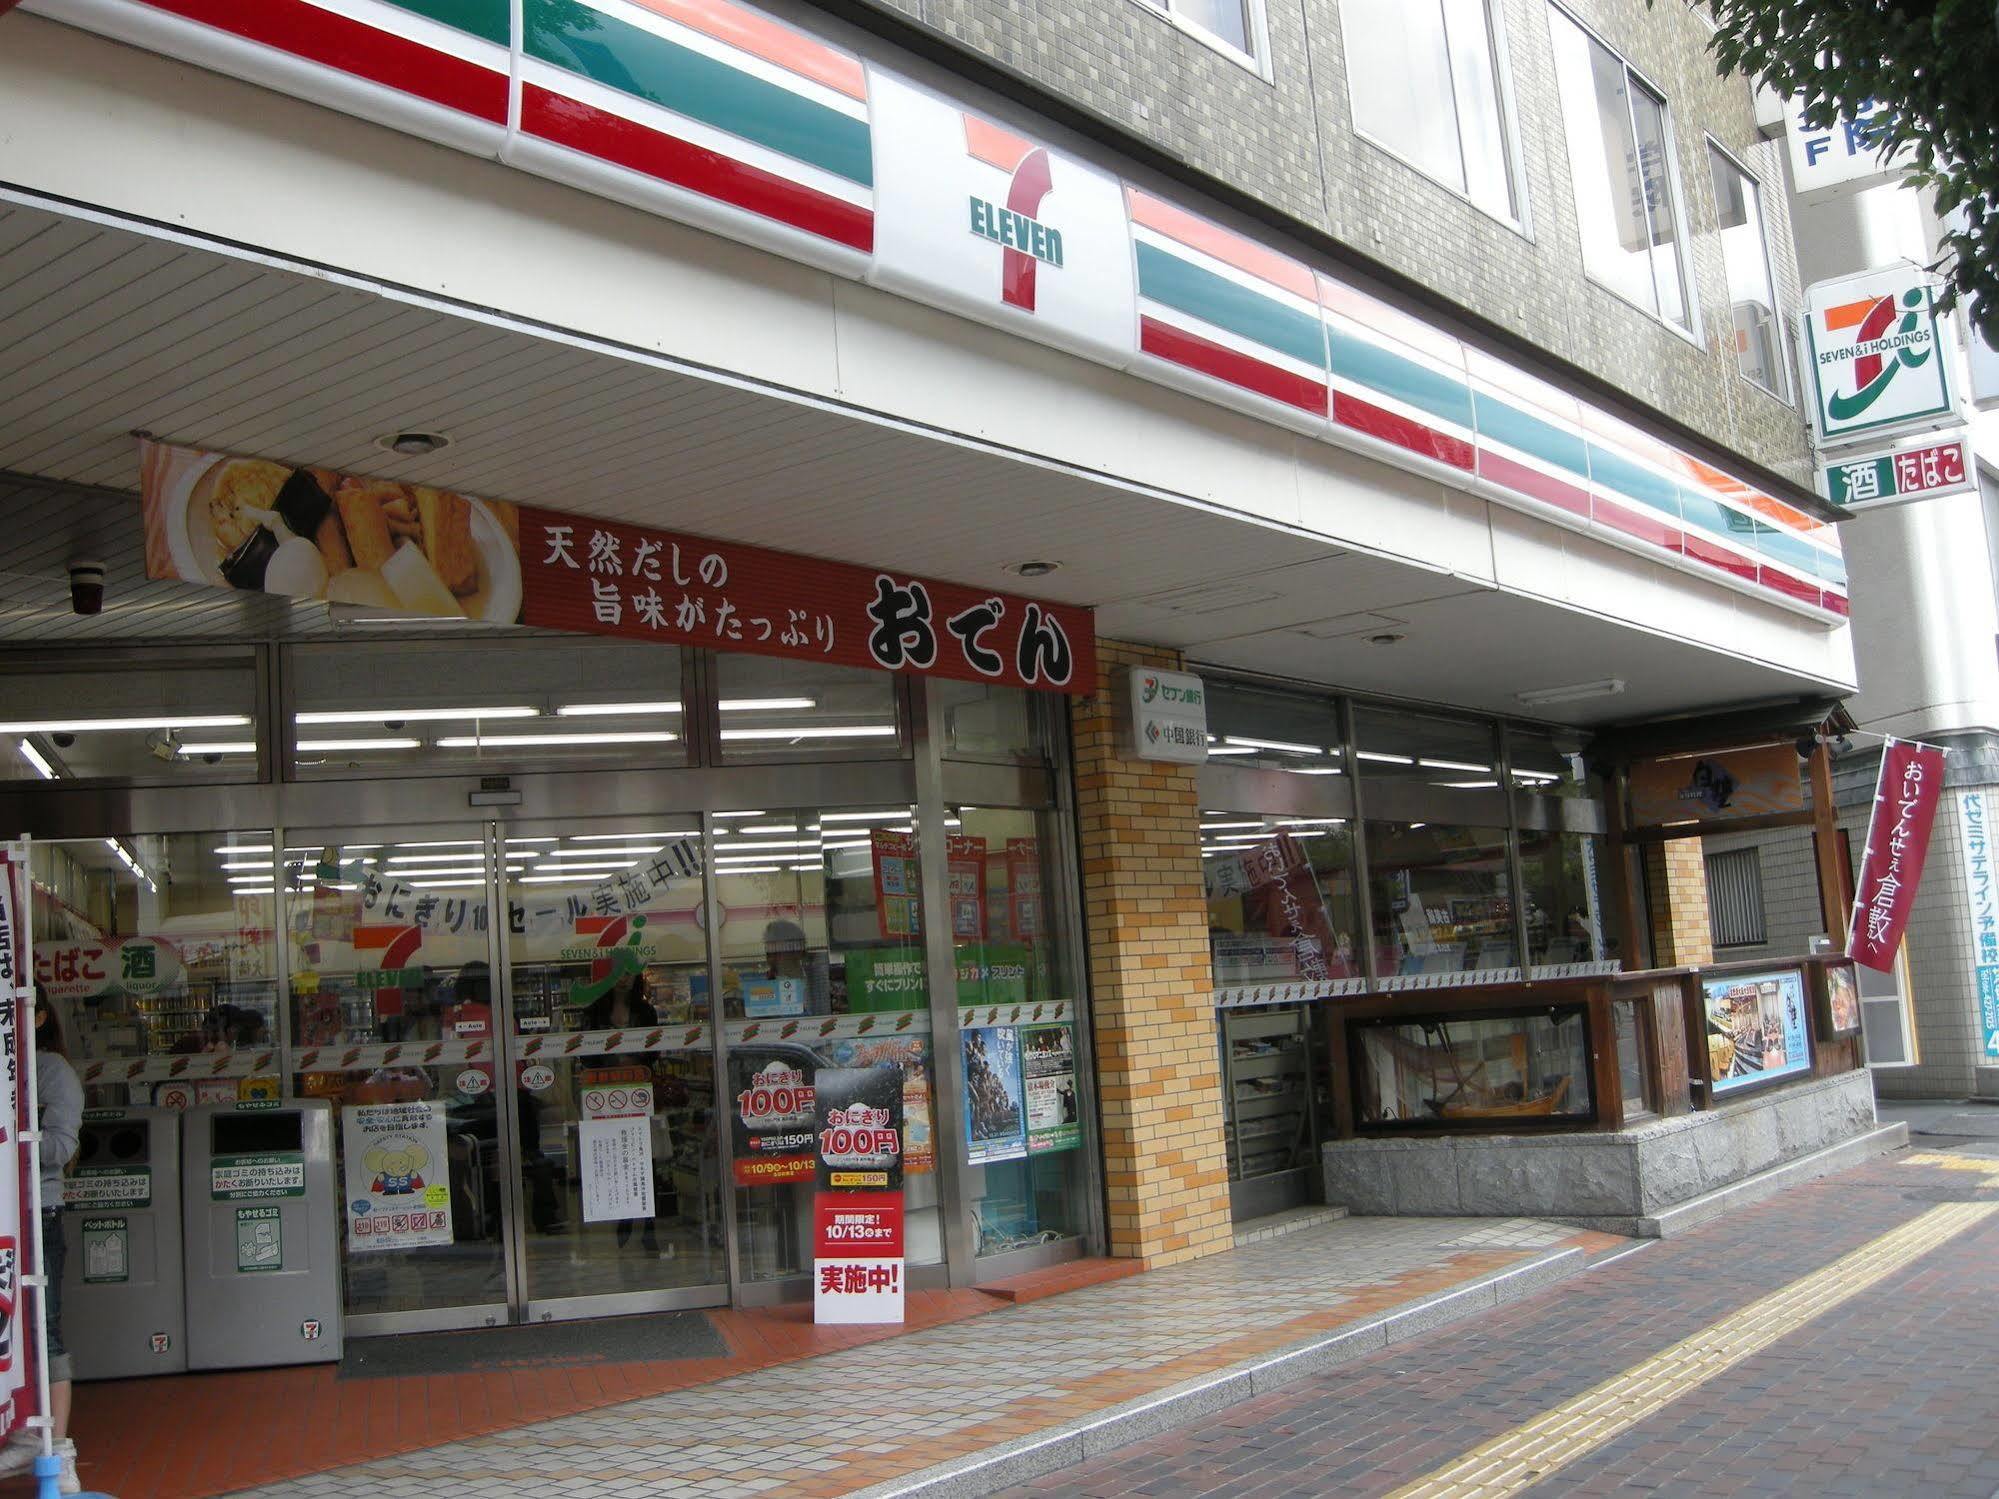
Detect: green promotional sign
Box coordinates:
(844, 947, 928, 1013)
(955, 944, 1032, 1006)
(1020, 1023, 1082, 1155)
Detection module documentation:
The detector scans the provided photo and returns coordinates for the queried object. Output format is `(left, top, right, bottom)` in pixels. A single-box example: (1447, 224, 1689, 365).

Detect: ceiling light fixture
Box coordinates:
(1354, 750, 1415, 765)
(1222, 735, 1324, 756)
(717, 725, 897, 741)
(1007, 560, 1061, 578)
(717, 697, 818, 711)
(1515, 678, 1626, 707)
(1418, 758, 1492, 774)
(298, 706, 537, 724)
(17, 741, 55, 781)
(556, 701, 683, 717)
(378, 430, 450, 455)
(0, 714, 249, 734)
(177, 742, 257, 756)
(568, 831, 698, 841)
(712, 811, 768, 820)
(297, 738, 422, 752)
(433, 731, 677, 748)
(213, 844, 274, 856)
(819, 810, 912, 822)
(1365, 633, 1405, 646)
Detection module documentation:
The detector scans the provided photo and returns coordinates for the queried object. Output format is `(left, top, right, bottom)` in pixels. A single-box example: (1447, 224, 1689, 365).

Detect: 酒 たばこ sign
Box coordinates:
(1823, 430, 1974, 512)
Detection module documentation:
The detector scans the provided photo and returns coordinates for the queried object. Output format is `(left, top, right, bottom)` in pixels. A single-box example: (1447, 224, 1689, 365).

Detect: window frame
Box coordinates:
(1129, 0, 1273, 80)
(1546, 3, 1704, 345)
(1704, 138, 1795, 406)
(1704, 845, 1768, 949)
(1338, 0, 1534, 236)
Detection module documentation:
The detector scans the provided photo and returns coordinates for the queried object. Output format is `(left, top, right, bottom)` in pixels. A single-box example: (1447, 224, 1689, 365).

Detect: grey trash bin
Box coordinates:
(61, 1106, 185, 1379)
(181, 1100, 342, 1370)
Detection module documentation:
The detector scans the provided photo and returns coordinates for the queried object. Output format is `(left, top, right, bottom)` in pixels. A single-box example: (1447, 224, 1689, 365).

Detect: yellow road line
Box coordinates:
(1902, 1151, 1999, 1174)
(1386, 1200, 1999, 1499)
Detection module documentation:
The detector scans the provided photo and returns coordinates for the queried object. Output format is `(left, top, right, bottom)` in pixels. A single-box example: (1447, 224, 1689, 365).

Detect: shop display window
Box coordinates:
(288, 637, 688, 777)
(952, 807, 1091, 1258)
(1353, 705, 1499, 792)
(1518, 829, 1618, 966)
(1506, 727, 1597, 799)
(1204, 815, 1361, 983)
(0, 653, 262, 784)
(1350, 1007, 1594, 1128)
(711, 654, 906, 761)
(717, 805, 942, 1279)
(1203, 679, 1347, 776)
(32, 831, 279, 1108)
(936, 680, 1049, 762)
(1365, 821, 1517, 974)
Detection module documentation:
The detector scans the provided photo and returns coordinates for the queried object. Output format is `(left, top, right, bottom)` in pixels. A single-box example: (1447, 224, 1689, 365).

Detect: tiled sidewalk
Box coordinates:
(221, 1215, 1614, 1499)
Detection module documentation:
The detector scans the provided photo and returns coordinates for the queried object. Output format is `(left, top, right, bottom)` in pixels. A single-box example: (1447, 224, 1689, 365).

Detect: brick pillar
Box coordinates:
(1071, 640, 1233, 1267)
(1644, 838, 1714, 966)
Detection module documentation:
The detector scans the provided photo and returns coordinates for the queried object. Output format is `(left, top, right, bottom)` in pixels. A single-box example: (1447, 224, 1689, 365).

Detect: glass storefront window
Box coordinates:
(1507, 727, 1596, 799)
(499, 821, 722, 1298)
(286, 830, 507, 1318)
(1204, 815, 1361, 983)
(1203, 679, 1348, 777)
(936, 680, 1047, 762)
(288, 638, 687, 776)
(0, 655, 262, 783)
(1518, 828, 1617, 967)
(1350, 1008, 1593, 1126)
(719, 806, 941, 1279)
(1365, 821, 1516, 974)
(712, 656, 905, 761)
(31, 832, 279, 1107)
(1353, 705, 1499, 792)
(952, 807, 1090, 1258)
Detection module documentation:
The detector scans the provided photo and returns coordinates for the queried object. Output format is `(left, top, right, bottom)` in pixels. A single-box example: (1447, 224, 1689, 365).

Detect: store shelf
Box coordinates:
(1220, 1008, 1315, 1185)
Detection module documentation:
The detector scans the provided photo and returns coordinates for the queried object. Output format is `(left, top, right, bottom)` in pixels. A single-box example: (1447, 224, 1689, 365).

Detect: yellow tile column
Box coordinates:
(1071, 640, 1233, 1267)
(1643, 838, 1714, 966)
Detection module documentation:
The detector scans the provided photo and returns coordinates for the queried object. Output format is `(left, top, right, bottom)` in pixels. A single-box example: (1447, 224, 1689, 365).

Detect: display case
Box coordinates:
(1220, 1008, 1319, 1218)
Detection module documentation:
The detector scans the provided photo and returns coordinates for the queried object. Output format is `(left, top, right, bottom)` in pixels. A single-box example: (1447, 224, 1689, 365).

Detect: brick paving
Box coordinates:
(1005, 1143, 1999, 1499)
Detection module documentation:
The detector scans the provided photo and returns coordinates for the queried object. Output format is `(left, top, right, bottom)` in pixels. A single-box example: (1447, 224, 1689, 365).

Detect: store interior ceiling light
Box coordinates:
(712, 810, 768, 820)
(1438, 779, 1501, 789)
(1354, 751, 1416, 765)
(177, 742, 256, 756)
(720, 865, 782, 875)
(717, 725, 897, 741)
(536, 844, 662, 857)
(567, 831, 697, 841)
(1222, 735, 1324, 756)
(433, 731, 677, 748)
(714, 838, 820, 852)
(1200, 821, 1264, 831)
(379, 430, 450, 455)
(409, 878, 486, 890)
(297, 706, 538, 724)
(392, 840, 481, 849)
(297, 738, 423, 752)
(737, 824, 798, 834)
(515, 858, 638, 872)
(504, 836, 561, 845)
(1204, 744, 1256, 756)
(1516, 678, 1626, 706)
(1513, 770, 1561, 783)
(1418, 758, 1491, 773)
(219, 860, 273, 871)
(17, 740, 55, 780)
(387, 852, 537, 864)
(213, 844, 274, 856)
(0, 714, 250, 734)
(718, 697, 817, 711)
(555, 701, 683, 717)
(1284, 767, 1344, 776)
(819, 810, 910, 822)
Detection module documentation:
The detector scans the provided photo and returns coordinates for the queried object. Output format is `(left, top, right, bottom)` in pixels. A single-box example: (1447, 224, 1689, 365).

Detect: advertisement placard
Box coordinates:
(1957, 788, 1999, 1060)
(812, 1190, 905, 1325)
(961, 1026, 1027, 1164)
(340, 1100, 452, 1251)
(1127, 665, 1209, 765)
(947, 835, 989, 940)
(1629, 746, 1804, 828)
(732, 1059, 817, 1186)
(814, 1066, 903, 1192)
(871, 831, 921, 940)
(1005, 839, 1042, 941)
(1703, 970, 1813, 1095)
(1020, 1024, 1081, 1154)
(579, 1084, 656, 1224)
(820, 1037, 934, 1175)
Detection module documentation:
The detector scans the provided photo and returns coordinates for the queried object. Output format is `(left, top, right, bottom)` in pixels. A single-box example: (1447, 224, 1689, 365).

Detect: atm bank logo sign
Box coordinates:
(1805, 271, 1956, 444)
(964, 116, 1064, 313)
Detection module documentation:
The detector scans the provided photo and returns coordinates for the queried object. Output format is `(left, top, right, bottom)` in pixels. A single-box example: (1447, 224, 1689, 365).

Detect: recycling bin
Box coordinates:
(181, 1100, 342, 1369)
(61, 1107, 185, 1380)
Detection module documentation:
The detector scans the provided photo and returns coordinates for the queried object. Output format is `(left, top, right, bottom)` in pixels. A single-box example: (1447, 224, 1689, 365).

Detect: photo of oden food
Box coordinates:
(147, 441, 523, 621)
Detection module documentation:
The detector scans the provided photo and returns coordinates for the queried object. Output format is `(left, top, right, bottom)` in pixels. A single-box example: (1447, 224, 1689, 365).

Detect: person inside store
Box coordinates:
(0, 986, 84, 1492)
(760, 919, 826, 1013)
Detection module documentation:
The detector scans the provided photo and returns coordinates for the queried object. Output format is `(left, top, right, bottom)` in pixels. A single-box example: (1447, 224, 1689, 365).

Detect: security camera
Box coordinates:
(68, 559, 105, 617)
(52, 733, 75, 749)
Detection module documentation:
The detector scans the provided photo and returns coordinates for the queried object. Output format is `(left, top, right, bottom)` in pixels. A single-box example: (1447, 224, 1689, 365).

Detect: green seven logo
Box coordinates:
(1825, 288, 1933, 422)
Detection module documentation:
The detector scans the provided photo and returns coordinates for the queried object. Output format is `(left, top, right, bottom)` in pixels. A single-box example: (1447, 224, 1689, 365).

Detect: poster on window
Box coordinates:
(814, 1065, 903, 1191)
(579, 1083, 656, 1223)
(872, 830, 921, 940)
(947, 835, 989, 939)
(961, 1025, 1027, 1164)
(732, 1059, 817, 1186)
(341, 1100, 453, 1252)
(1702, 970, 1813, 1095)
(1006, 839, 1043, 941)
(1020, 1023, 1081, 1154)
(822, 1037, 933, 1174)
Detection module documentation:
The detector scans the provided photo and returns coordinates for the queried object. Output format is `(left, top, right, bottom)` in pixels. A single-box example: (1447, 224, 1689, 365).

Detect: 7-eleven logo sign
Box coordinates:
(1806, 271, 1954, 442)
(964, 115, 1063, 312)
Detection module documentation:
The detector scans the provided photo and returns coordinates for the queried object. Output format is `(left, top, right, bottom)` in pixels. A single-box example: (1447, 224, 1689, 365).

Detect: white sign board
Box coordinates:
(1803, 268, 1957, 448)
(579, 1084, 655, 1224)
(1785, 98, 1915, 197)
(342, 1100, 453, 1252)
(1127, 665, 1208, 765)
(1962, 791, 1999, 1061)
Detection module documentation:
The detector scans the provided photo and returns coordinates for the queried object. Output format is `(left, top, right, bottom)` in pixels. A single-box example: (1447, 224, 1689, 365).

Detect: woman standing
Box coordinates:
(0, 986, 84, 1493)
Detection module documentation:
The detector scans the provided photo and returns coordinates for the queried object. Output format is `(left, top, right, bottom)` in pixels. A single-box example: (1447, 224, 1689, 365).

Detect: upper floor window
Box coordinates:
(1708, 146, 1792, 401)
(1548, 8, 1695, 332)
(1135, 0, 1263, 70)
(1341, 0, 1521, 224)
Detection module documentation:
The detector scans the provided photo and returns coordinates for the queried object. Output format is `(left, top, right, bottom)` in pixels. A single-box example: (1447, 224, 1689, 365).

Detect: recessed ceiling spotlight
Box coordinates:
(377, 430, 450, 456)
(1365, 633, 1405, 646)
(1007, 560, 1062, 578)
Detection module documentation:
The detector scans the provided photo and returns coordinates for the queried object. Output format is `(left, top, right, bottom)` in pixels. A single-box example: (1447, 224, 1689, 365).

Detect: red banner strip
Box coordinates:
(1848, 739, 1945, 972)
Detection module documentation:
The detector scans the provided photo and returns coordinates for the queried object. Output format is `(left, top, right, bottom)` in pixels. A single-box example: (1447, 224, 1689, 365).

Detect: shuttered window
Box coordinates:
(1705, 847, 1766, 948)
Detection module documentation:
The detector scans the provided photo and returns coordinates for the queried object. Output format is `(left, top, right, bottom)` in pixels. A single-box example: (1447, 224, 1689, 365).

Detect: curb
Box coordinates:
(1639, 1121, 1909, 1239)
(850, 1243, 1594, 1499)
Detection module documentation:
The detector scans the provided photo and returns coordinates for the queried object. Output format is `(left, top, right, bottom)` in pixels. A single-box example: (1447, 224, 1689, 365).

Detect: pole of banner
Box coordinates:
(1808, 739, 1849, 948)
(9, 841, 55, 1496)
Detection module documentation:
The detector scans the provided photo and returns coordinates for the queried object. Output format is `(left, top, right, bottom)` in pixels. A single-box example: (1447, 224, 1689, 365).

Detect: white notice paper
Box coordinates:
(579, 1084, 656, 1224)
